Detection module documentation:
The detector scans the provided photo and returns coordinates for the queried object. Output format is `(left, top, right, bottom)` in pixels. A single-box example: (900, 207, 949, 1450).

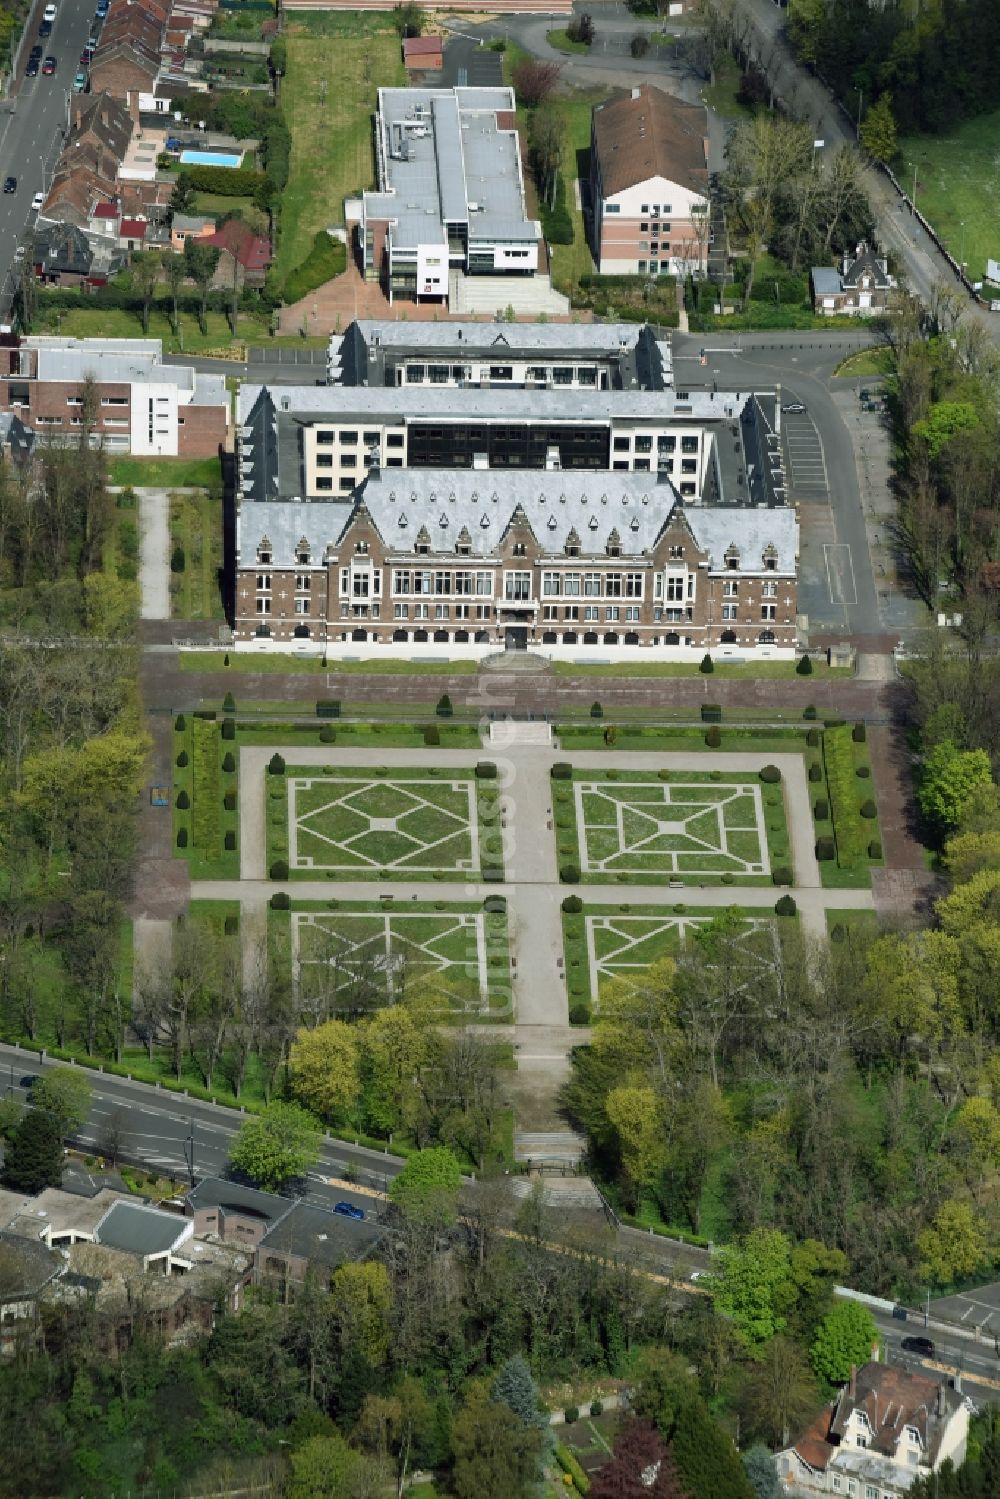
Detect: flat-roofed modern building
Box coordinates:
(351, 87, 540, 303)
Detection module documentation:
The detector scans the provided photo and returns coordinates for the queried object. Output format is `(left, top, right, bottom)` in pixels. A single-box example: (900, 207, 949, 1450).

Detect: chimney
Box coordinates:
(936, 1384, 946, 1418)
(848, 1366, 857, 1400)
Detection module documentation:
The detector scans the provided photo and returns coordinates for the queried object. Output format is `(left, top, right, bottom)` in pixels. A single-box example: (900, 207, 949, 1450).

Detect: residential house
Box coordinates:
(402, 34, 443, 71)
(0, 335, 228, 456)
(205, 217, 272, 290)
(255, 1202, 384, 1291)
(118, 217, 148, 252)
(171, 212, 216, 253)
(89, 0, 166, 103)
(183, 1178, 290, 1249)
(590, 85, 709, 276)
(33, 221, 125, 288)
(811, 243, 894, 316)
(39, 92, 133, 229)
(0, 1231, 65, 1353)
(778, 1362, 970, 1497)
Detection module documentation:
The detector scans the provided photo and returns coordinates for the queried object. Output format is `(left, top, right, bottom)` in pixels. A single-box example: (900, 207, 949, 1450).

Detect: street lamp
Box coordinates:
(959, 220, 966, 270)
(855, 87, 863, 136)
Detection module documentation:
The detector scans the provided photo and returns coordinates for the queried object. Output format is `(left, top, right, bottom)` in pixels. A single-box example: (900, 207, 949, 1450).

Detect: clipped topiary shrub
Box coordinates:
(814, 798, 829, 821)
(562, 894, 584, 914)
(176, 789, 190, 810)
(852, 721, 867, 743)
(270, 859, 289, 880)
(221, 718, 236, 741)
(808, 762, 823, 782)
(856, 765, 871, 778)
(224, 831, 236, 851)
(591, 1399, 603, 1418)
(176, 827, 188, 848)
(721, 872, 735, 884)
(423, 724, 440, 746)
(860, 799, 878, 819)
(760, 765, 781, 784)
(561, 862, 581, 884)
(705, 726, 722, 748)
(775, 893, 797, 916)
(803, 705, 818, 721)
(564, 1406, 580, 1426)
(483, 895, 507, 915)
(268, 753, 285, 776)
(590, 700, 603, 719)
(806, 727, 820, 746)
(797, 653, 813, 676)
(701, 702, 722, 723)
(568, 1005, 590, 1027)
(831, 923, 846, 942)
(224, 915, 239, 936)
(175, 713, 186, 731)
(270, 892, 290, 910)
(772, 866, 793, 886)
(700, 653, 714, 674)
(476, 761, 498, 779)
(223, 692, 236, 715)
(436, 693, 453, 719)
(815, 836, 836, 861)
(316, 699, 341, 719)
(319, 725, 336, 743)
(551, 762, 573, 780)
(176, 750, 189, 768)
(170, 545, 185, 573)
(868, 839, 883, 859)
(224, 790, 236, 812)
(222, 752, 236, 774)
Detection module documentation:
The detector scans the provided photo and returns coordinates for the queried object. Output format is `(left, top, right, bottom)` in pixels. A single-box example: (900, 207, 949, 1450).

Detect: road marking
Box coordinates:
(824, 543, 858, 606)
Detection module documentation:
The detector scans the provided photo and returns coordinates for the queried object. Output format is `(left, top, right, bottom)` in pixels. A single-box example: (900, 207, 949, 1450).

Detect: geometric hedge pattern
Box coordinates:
(574, 779, 769, 876)
(587, 911, 772, 1005)
(288, 774, 478, 874)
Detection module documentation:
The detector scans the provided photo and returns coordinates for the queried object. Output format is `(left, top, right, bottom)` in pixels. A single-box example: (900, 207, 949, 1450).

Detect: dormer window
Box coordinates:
(763, 543, 778, 571)
(669, 544, 684, 560)
(415, 525, 431, 555)
(512, 542, 526, 557)
(296, 539, 310, 565)
(355, 540, 369, 555)
(565, 527, 581, 557)
(456, 525, 472, 556)
(606, 527, 622, 557)
(725, 544, 740, 571)
(257, 538, 272, 565)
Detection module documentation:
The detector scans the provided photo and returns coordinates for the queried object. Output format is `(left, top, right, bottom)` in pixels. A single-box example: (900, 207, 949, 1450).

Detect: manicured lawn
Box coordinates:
(826, 907, 881, 936)
(548, 94, 600, 296)
(169, 492, 224, 620)
(898, 111, 1000, 282)
(34, 301, 270, 357)
(109, 456, 223, 489)
(291, 898, 512, 1018)
(270, 765, 502, 882)
(275, 20, 405, 288)
(552, 659, 852, 679)
(553, 767, 790, 887)
(102, 493, 140, 583)
(700, 53, 755, 119)
(833, 346, 895, 379)
(178, 651, 478, 674)
(173, 714, 240, 880)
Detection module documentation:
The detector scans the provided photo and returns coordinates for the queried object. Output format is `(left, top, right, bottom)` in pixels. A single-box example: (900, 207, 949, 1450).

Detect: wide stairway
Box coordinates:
(449, 270, 570, 317)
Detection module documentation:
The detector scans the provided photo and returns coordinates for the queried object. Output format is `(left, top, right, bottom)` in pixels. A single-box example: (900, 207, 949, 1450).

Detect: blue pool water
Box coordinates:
(178, 149, 243, 168)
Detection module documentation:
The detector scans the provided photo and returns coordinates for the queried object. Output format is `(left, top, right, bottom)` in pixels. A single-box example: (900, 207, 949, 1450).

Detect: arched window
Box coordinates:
(563, 631, 578, 645)
(603, 631, 619, 645)
(720, 629, 736, 644)
(758, 630, 775, 645)
(542, 631, 557, 644)
(414, 628, 429, 642)
(454, 629, 469, 643)
(293, 624, 310, 638)
(583, 631, 598, 645)
(665, 632, 680, 645)
(392, 629, 408, 642)
(351, 628, 367, 642)
(433, 629, 448, 642)
(624, 631, 639, 645)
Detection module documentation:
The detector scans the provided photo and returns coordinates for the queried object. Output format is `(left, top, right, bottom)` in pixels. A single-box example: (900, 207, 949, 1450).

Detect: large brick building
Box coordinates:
(233, 320, 797, 662)
(0, 335, 228, 456)
(590, 86, 709, 277)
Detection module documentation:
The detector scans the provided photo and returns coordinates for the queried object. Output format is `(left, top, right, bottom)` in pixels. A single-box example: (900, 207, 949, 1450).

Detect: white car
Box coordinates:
(31, 191, 44, 212)
(42, 3, 57, 20)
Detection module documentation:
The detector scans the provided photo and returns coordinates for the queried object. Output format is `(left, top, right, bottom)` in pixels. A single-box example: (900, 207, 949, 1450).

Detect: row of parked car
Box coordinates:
(26, 0, 108, 83)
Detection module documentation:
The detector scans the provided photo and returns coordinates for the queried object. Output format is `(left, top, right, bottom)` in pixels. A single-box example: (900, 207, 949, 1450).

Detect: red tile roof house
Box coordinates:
(402, 34, 443, 71)
(777, 1362, 970, 1498)
(118, 217, 148, 251)
(205, 218, 272, 290)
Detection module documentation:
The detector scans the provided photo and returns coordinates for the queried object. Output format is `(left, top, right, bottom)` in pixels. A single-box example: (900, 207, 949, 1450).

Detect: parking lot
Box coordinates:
(931, 1283, 1000, 1345)
(782, 408, 830, 499)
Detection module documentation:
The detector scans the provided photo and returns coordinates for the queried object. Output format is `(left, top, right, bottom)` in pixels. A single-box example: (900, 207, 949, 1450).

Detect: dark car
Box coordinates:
(901, 1336, 935, 1358)
(80, 47, 93, 62)
(334, 1201, 365, 1221)
(42, 55, 56, 74)
(19, 1074, 38, 1091)
(38, 19, 52, 36)
(29, 43, 42, 58)
(3, 176, 15, 193)
(25, 57, 39, 74)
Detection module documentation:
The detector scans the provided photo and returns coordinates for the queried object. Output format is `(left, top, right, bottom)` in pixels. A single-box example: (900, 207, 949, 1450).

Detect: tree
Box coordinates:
(511, 58, 560, 108)
(388, 1145, 462, 1226)
(3, 1108, 63, 1192)
(859, 94, 897, 164)
(918, 741, 994, 837)
(361, 1003, 429, 1136)
(163, 252, 186, 338)
(711, 1228, 793, 1353)
(130, 251, 161, 336)
(723, 115, 812, 306)
(31, 1067, 91, 1139)
(289, 1019, 361, 1123)
(228, 1100, 321, 1190)
(287, 1433, 361, 1499)
(171, 171, 195, 217)
(329, 1261, 393, 1367)
(811, 1301, 878, 1385)
(742, 1445, 779, 1499)
(391, 1, 425, 36)
(591, 1419, 689, 1499)
(605, 1083, 668, 1207)
(913, 401, 981, 461)
(737, 1336, 818, 1450)
(529, 103, 566, 210)
(491, 1355, 546, 1431)
(184, 239, 220, 334)
(82, 572, 138, 639)
(671, 1393, 755, 1499)
(450, 1385, 544, 1499)
(917, 1198, 986, 1285)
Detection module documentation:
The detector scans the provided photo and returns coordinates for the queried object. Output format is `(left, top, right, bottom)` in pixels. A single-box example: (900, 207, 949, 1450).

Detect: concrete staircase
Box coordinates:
(449, 270, 570, 317)
(510, 1175, 606, 1211)
(514, 1130, 587, 1167)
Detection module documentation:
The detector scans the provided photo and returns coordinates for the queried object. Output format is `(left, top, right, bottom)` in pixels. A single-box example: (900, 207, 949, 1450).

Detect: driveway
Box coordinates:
(137, 488, 171, 621)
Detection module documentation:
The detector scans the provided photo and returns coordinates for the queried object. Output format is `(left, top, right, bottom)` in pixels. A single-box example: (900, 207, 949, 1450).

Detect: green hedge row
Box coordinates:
(538, 174, 573, 246)
(823, 724, 867, 867)
(183, 163, 268, 197)
(192, 718, 221, 852)
(282, 230, 347, 303)
(555, 1441, 590, 1494)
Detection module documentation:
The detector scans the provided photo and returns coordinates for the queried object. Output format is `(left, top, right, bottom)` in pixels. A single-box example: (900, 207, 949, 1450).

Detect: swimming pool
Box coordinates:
(178, 149, 243, 169)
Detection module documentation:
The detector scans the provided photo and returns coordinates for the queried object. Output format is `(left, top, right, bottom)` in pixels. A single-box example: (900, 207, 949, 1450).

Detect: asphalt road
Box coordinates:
(0, 0, 97, 309)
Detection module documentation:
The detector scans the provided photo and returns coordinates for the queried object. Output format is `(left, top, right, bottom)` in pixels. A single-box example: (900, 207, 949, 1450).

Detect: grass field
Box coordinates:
(292, 899, 512, 1017)
(109, 456, 223, 489)
(899, 111, 1000, 283)
(170, 492, 224, 620)
(33, 302, 269, 357)
(173, 715, 240, 880)
(699, 54, 755, 119)
(178, 652, 478, 675)
(833, 347, 895, 379)
(551, 659, 851, 679)
(547, 27, 590, 53)
(548, 94, 600, 296)
(275, 20, 405, 287)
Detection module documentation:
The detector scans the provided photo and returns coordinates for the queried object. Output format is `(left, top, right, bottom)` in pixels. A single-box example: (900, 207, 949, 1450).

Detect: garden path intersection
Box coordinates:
(179, 739, 876, 1082)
